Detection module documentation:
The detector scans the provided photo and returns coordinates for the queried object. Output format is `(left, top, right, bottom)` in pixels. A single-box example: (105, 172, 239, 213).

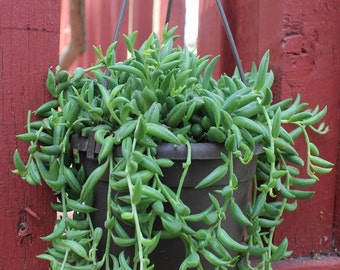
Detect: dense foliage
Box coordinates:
(13, 26, 333, 269)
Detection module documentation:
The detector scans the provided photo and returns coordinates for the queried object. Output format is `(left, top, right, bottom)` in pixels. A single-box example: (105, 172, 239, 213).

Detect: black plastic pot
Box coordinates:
(71, 133, 262, 269)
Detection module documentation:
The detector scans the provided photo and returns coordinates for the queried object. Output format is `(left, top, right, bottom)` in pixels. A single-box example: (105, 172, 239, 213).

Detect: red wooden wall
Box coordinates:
(1, 0, 339, 269)
(0, 1, 60, 269)
(229, 0, 340, 259)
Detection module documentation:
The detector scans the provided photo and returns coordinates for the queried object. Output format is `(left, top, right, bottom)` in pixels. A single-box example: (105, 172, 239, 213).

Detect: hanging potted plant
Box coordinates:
(13, 24, 333, 269)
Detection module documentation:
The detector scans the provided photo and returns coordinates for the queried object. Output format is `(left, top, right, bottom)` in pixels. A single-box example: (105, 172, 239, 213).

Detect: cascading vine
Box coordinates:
(13, 26, 333, 270)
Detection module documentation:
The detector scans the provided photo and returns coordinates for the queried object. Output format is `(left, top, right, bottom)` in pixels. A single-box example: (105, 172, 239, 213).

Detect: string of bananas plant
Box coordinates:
(13, 25, 333, 270)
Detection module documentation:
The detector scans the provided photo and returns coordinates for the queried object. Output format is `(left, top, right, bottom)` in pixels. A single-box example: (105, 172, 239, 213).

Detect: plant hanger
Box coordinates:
(215, 0, 247, 85)
(107, 0, 246, 86)
(163, 0, 248, 85)
(104, 0, 128, 86)
(112, 0, 128, 43)
(165, 0, 173, 25)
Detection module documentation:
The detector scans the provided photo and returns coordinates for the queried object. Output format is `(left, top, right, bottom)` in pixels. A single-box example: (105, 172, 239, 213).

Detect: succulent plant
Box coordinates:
(13, 25, 333, 269)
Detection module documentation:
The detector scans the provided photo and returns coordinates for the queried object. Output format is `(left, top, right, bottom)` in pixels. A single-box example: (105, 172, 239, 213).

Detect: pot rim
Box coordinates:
(71, 133, 263, 160)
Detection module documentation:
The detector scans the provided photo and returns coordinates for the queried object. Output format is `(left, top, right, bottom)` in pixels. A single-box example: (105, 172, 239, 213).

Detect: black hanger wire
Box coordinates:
(107, 1, 246, 85)
(165, 0, 173, 25)
(215, 0, 247, 85)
